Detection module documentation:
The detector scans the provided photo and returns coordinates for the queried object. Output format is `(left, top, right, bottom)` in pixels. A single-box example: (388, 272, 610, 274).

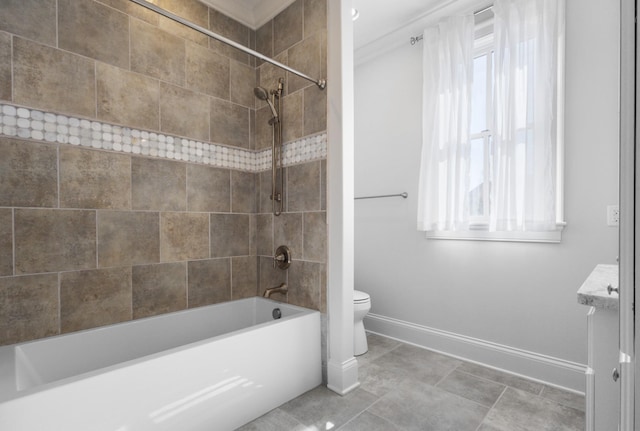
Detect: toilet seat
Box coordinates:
(354, 290, 370, 303)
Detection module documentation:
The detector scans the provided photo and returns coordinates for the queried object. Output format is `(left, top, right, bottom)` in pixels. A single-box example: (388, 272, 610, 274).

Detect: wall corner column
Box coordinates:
(326, 0, 359, 395)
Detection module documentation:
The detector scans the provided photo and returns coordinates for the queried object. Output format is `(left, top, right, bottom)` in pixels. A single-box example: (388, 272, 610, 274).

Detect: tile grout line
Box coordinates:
(474, 386, 508, 431)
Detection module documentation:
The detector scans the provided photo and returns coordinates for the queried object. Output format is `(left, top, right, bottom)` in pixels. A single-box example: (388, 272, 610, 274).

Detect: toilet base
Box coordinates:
(354, 320, 368, 356)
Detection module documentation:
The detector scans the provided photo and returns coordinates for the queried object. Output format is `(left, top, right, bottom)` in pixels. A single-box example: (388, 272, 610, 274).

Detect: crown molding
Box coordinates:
(354, 0, 488, 66)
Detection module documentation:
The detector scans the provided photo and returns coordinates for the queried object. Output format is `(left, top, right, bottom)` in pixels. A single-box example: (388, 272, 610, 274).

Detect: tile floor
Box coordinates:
(237, 333, 585, 431)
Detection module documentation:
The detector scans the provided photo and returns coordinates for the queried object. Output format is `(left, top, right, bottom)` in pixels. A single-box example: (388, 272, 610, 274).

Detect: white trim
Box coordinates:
(326, 358, 360, 396)
(425, 223, 566, 243)
(354, 0, 488, 66)
(326, 0, 358, 395)
(364, 313, 587, 392)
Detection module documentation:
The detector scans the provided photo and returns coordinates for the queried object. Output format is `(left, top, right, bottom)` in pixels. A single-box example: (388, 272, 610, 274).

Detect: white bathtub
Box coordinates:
(0, 297, 321, 431)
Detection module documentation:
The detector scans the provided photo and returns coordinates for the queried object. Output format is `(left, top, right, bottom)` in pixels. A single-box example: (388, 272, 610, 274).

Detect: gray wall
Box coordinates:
(354, 0, 618, 390)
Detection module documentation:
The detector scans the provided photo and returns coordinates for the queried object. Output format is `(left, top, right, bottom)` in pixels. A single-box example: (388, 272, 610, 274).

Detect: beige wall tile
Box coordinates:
(0, 138, 57, 208)
(187, 164, 230, 212)
(258, 170, 284, 214)
(132, 157, 186, 211)
(210, 214, 250, 257)
(274, 212, 303, 259)
(98, 211, 159, 267)
(249, 214, 258, 256)
(186, 43, 230, 99)
(257, 52, 287, 96)
(282, 91, 304, 143)
(210, 98, 250, 148)
(321, 160, 327, 211)
(231, 256, 258, 299)
(287, 161, 321, 212)
(288, 260, 321, 310)
(231, 170, 257, 213)
(13, 37, 96, 118)
(60, 267, 132, 333)
(160, 83, 210, 141)
(58, 0, 129, 69)
(320, 29, 327, 79)
(160, 212, 209, 261)
(258, 255, 286, 297)
(59, 147, 131, 210)
(255, 105, 274, 151)
(230, 60, 255, 108)
(187, 258, 231, 307)
(273, 0, 303, 55)
(0, 209, 12, 276)
(319, 263, 326, 313)
(96, 0, 159, 25)
(0, 274, 59, 345)
(97, 62, 160, 131)
(304, 0, 327, 37)
(133, 262, 187, 319)
(303, 211, 326, 262)
(256, 214, 273, 257)
(209, 9, 250, 64)
(288, 33, 321, 94)
(156, 0, 209, 46)
(15, 209, 96, 275)
(0, 0, 56, 46)
(304, 85, 327, 135)
(131, 19, 186, 86)
(0, 32, 11, 101)
(255, 22, 273, 64)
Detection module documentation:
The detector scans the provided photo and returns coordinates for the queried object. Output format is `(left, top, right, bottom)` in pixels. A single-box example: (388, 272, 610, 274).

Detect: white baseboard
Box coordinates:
(364, 313, 587, 393)
(326, 357, 360, 395)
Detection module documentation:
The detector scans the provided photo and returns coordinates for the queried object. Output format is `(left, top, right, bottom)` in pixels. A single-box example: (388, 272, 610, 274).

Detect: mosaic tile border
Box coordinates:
(0, 103, 327, 173)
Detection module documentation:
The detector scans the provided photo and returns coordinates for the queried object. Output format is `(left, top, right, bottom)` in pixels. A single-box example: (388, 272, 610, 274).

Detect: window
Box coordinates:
(469, 32, 493, 224)
(417, 0, 565, 242)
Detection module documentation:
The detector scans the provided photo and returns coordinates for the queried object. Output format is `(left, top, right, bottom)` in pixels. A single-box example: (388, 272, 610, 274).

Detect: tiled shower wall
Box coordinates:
(0, 0, 327, 346)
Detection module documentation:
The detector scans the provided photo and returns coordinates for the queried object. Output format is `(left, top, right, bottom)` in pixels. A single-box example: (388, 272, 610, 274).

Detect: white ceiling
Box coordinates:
(199, 0, 297, 30)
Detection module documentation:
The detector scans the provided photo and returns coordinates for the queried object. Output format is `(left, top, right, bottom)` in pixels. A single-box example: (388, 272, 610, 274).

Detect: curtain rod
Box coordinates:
(410, 4, 493, 45)
(128, 0, 326, 90)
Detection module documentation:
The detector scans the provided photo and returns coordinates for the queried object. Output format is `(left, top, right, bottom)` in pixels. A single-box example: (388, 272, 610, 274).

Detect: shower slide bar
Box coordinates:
(355, 192, 408, 200)
(128, 0, 327, 90)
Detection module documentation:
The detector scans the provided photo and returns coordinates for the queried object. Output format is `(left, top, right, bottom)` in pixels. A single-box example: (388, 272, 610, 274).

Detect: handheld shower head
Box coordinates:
(254, 86, 279, 121)
(253, 86, 269, 101)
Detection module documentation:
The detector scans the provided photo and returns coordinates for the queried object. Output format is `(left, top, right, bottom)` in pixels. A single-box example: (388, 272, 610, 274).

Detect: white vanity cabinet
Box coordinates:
(577, 264, 619, 431)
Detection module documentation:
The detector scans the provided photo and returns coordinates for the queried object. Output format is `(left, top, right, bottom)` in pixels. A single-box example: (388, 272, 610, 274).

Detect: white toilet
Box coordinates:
(353, 290, 371, 356)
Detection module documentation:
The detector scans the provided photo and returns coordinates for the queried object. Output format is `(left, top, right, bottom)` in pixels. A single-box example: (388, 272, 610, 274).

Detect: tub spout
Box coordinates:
(263, 283, 288, 298)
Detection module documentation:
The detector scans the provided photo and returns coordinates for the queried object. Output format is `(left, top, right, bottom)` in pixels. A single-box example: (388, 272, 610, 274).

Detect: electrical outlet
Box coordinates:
(607, 205, 619, 226)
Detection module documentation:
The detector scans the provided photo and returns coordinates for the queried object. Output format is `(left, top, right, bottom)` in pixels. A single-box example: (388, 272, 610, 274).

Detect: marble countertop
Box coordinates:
(577, 264, 618, 309)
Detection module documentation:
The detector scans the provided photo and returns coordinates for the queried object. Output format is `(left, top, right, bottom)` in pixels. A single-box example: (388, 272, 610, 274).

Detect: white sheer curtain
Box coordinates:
(417, 15, 475, 231)
(490, 0, 562, 232)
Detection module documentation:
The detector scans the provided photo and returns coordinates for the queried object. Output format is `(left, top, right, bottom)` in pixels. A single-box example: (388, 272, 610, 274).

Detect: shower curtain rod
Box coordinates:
(128, 0, 326, 90)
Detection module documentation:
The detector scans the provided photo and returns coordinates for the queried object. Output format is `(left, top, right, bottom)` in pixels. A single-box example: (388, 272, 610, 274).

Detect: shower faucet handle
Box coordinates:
(273, 245, 291, 270)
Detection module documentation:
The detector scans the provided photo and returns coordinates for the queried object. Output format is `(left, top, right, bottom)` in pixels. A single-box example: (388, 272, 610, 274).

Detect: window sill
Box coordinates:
(425, 223, 566, 243)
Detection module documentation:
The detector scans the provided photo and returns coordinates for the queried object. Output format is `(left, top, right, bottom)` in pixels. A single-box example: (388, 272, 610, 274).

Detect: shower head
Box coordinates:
(254, 86, 279, 122)
(253, 86, 269, 101)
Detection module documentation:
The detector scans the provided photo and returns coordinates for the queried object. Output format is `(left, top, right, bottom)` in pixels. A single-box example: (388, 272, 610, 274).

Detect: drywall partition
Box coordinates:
(354, 0, 619, 391)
